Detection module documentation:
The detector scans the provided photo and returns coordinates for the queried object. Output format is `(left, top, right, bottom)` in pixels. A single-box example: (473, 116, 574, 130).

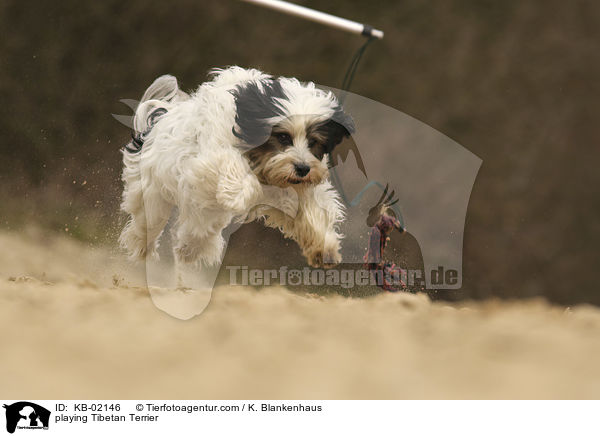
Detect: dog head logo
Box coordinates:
(3, 402, 50, 434)
(113, 70, 481, 319)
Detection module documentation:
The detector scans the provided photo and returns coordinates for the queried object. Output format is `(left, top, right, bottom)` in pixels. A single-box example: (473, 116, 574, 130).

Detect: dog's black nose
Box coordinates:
(294, 163, 310, 177)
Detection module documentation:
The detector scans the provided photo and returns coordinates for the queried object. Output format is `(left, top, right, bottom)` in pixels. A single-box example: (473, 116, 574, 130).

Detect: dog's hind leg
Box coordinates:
(172, 223, 226, 289)
(120, 209, 171, 260)
(120, 179, 172, 260)
(172, 224, 225, 266)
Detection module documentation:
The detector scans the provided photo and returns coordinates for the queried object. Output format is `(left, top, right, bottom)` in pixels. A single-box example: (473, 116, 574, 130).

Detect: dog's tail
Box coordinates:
(134, 74, 190, 134)
(126, 75, 190, 153)
(140, 74, 189, 104)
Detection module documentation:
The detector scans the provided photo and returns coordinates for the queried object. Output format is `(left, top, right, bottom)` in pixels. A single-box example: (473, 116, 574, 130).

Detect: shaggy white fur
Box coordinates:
(120, 67, 353, 287)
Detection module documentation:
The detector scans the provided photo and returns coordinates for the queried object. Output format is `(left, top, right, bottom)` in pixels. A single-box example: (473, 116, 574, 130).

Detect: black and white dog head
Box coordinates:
(231, 77, 354, 188)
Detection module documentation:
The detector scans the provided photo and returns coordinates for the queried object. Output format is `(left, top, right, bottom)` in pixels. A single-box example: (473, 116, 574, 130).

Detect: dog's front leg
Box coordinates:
(293, 182, 345, 268)
(215, 150, 262, 215)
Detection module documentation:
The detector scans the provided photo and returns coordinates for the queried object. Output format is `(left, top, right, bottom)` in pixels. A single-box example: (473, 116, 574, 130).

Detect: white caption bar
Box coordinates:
(1, 400, 598, 435)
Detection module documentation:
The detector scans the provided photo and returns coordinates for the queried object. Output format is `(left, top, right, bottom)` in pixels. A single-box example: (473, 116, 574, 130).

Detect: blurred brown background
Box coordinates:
(1, 0, 598, 305)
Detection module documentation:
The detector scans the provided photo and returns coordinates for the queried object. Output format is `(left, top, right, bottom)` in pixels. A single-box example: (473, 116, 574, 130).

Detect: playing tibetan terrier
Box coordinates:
(119, 66, 354, 286)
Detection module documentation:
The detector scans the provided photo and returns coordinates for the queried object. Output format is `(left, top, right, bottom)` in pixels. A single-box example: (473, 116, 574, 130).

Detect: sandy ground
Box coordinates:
(1, 228, 599, 399)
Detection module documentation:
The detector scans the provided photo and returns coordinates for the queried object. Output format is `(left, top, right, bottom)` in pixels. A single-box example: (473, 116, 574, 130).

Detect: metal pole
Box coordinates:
(240, 0, 384, 39)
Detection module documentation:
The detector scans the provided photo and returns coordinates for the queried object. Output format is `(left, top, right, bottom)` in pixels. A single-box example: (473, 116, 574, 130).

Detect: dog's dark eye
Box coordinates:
(308, 139, 319, 148)
(276, 133, 293, 146)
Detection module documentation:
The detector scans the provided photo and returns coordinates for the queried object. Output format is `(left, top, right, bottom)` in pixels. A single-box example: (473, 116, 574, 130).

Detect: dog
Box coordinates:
(119, 66, 355, 287)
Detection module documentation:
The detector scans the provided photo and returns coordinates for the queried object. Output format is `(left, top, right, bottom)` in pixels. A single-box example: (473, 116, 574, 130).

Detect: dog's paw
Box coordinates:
(308, 251, 342, 269)
(125, 244, 160, 261)
(119, 226, 159, 261)
(216, 170, 262, 214)
(306, 247, 342, 269)
(174, 243, 201, 264)
(174, 234, 225, 266)
(303, 231, 342, 269)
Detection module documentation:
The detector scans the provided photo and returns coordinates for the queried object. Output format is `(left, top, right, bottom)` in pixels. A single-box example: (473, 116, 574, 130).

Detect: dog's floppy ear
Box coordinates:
(230, 78, 286, 147)
(321, 105, 355, 154)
